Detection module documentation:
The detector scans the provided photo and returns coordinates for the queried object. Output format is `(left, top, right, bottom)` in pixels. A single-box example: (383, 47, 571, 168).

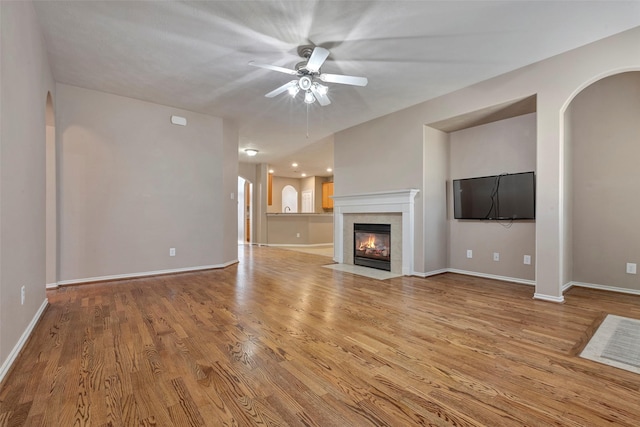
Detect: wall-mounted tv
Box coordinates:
(453, 171, 535, 220)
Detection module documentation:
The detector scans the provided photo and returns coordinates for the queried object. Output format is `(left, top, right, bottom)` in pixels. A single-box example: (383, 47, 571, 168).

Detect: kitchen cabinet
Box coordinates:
(322, 182, 334, 209)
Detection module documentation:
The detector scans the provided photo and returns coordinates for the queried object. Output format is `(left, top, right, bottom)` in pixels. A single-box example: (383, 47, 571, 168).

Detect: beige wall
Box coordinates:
(45, 124, 57, 286)
(222, 120, 240, 261)
(56, 84, 236, 282)
(563, 103, 574, 288)
(448, 113, 537, 281)
(268, 176, 301, 213)
(335, 26, 640, 299)
(1, 1, 55, 367)
(238, 162, 257, 184)
(254, 164, 270, 244)
(569, 72, 640, 291)
(238, 162, 261, 244)
(423, 126, 449, 273)
(314, 177, 324, 213)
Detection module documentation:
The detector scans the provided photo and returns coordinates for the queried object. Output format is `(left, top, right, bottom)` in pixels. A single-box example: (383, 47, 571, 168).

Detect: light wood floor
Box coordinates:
(1, 245, 640, 426)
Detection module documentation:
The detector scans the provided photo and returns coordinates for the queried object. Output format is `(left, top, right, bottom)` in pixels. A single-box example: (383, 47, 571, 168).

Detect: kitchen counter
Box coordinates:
(266, 213, 333, 244)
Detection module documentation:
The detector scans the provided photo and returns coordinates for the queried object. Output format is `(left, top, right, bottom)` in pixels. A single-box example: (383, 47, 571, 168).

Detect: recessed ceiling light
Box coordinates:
(268, 169, 274, 174)
(301, 173, 307, 177)
(244, 148, 258, 156)
(292, 162, 298, 167)
(326, 168, 333, 172)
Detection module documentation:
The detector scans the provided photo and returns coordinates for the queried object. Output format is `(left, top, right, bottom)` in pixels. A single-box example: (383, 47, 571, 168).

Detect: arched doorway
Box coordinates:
(45, 92, 57, 288)
(563, 71, 640, 292)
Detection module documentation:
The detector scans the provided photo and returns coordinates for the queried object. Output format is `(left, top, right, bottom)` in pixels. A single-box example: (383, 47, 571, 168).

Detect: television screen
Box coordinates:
(453, 172, 535, 220)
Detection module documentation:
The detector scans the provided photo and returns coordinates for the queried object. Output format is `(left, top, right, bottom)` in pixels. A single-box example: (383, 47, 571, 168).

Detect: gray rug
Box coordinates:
(581, 314, 640, 374)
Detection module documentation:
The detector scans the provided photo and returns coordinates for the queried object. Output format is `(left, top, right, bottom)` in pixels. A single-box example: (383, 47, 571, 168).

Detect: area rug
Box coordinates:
(580, 314, 640, 374)
(323, 263, 402, 280)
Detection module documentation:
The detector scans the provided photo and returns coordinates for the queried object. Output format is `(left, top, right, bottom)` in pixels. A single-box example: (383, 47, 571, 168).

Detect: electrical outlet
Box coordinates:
(493, 252, 500, 262)
(169, 248, 176, 256)
(21, 286, 25, 305)
(524, 255, 531, 265)
(296, 233, 301, 238)
(466, 250, 473, 259)
(626, 263, 637, 274)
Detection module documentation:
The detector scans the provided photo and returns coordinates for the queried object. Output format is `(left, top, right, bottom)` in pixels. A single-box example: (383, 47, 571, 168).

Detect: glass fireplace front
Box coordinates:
(353, 223, 391, 271)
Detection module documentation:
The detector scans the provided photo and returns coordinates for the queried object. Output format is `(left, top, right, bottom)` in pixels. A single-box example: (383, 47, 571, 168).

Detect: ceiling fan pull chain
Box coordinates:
(306, 103, 310, 139)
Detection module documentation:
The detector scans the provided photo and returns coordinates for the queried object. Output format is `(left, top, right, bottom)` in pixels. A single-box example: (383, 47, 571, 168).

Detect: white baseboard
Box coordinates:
(45, 282, 58, 289)
(0, 298, 49, 385)
(533, 293, 565, 303)
(405, 269, 569, 303)
(266, 243, 333, 247)
(567, 281, 640, 296)
(561, 281, 574, 293)
(57, 260, 238, 286)
(412, 268, 449, 278)
(447, 268, 536, 286)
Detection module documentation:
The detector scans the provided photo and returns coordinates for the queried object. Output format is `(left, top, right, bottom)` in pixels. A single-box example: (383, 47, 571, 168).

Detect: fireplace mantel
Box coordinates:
(332, 189, 419, 275)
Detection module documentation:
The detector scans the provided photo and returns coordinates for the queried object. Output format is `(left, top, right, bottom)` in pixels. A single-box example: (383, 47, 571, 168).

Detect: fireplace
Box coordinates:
(333, 189, 419, 275)
(354, 223, 391, 271)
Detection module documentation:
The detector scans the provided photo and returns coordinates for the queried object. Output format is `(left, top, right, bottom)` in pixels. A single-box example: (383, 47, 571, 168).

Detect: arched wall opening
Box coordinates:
(562, 70, 640, 294)
(281, 185, 298, 213)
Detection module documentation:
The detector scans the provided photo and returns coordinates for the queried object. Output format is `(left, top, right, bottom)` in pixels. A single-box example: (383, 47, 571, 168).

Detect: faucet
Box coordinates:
(284, 206, 291, 212)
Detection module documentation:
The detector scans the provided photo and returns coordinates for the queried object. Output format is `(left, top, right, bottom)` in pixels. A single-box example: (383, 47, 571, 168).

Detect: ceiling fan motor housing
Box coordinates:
(295, 45, 321, 75)
(297, 45, 315, 59)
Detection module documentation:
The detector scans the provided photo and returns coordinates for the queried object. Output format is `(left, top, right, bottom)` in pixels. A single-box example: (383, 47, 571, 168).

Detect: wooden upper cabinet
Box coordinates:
(322, 182, 334, 209)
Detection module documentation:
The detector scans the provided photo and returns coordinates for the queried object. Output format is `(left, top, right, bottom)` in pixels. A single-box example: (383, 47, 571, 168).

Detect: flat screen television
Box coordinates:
(453, 172, 535, 220)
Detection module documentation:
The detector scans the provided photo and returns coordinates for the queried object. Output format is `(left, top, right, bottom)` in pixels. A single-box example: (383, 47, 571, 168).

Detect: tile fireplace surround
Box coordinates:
(332, 189, 419, 276)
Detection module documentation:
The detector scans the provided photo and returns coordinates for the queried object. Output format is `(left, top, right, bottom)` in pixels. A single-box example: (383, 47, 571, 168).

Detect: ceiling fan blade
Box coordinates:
(249, 61, 297, 76)
(311, 86, 331, 106)
(319, 73, 368, 87)
(265, 80, 298, 98)
(305, 47, 330, 73)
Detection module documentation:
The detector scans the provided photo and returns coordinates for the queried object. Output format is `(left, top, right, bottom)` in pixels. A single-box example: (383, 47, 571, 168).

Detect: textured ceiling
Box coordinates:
(33, 1, 640, 178)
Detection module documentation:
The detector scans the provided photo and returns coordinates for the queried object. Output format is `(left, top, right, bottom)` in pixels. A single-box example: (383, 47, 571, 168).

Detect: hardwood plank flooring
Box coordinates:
(1, 245, 640, 426)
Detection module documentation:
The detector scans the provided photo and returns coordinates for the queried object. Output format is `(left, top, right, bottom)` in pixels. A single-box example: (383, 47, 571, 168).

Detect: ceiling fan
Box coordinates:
(249, 45, 368, 106)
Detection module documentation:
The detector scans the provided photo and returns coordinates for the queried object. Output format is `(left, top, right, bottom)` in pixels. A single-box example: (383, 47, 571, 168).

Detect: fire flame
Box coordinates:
(358, 235, 377, 251)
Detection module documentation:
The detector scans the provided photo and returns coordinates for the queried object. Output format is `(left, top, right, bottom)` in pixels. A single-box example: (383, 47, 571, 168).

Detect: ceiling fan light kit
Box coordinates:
(304, 91, 315, 104)
(249, 45, 368, 107)
(298, 75, 312, 91)
(288, 85, 300, 97)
